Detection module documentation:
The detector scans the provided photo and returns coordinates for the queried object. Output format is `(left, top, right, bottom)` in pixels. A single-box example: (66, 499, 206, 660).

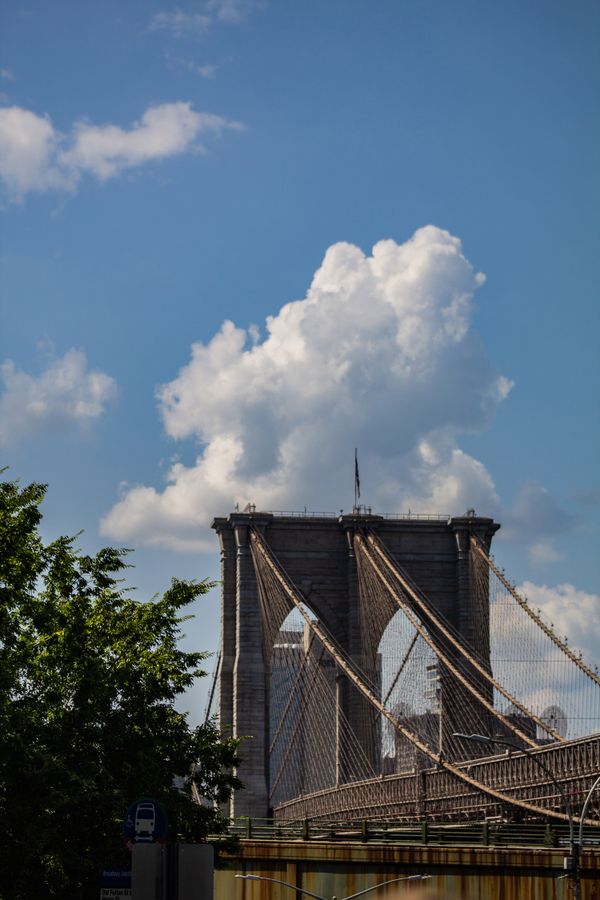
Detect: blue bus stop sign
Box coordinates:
(122, 797, 167, 849)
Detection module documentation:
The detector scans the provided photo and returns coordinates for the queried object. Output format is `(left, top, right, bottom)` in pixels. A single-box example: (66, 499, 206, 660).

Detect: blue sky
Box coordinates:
(1, 0, 599, 720)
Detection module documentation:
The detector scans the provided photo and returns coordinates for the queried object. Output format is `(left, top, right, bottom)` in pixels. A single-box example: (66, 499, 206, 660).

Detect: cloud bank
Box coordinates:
(102, 226, 514, 551)
(0, 101, 242, 201)
(0, 349, 117, 447)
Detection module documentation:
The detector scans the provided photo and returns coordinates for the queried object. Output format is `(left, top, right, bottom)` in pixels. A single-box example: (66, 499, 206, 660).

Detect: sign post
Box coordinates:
(114, 797, 166, 900)
(131, 844, 214, 900)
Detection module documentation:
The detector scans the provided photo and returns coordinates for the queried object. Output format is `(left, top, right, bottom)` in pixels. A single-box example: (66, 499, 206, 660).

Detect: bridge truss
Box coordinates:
(248, 525, 600, 825)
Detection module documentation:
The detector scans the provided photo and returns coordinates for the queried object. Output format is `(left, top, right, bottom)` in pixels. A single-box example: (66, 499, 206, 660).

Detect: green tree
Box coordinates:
(0, 476, 240, 899)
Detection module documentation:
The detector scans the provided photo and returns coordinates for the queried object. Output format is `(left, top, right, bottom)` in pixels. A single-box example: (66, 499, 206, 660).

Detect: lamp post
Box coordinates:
(235, 873, 430, 900)
(578, 773, 600, 850)
(453, 732, 579, 898)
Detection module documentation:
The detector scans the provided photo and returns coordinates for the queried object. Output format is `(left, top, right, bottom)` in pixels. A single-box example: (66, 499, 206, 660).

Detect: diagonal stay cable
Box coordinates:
(203, 651, 221, 725)
(253, 543, 377, 800)
(357, 534, 539, 747)
(365, 530, 564, 743)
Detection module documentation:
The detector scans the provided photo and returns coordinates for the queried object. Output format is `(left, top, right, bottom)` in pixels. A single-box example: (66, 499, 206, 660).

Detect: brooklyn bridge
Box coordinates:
(211, 510, 600, 827)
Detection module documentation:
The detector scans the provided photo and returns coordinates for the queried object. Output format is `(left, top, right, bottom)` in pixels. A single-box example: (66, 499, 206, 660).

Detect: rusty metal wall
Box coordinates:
(216, 840, 600, 900)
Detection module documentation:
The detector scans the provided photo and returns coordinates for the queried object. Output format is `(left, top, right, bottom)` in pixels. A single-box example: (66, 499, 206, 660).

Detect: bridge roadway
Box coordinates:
(216, 836, 600, 900)
(275, 734, 600, 824)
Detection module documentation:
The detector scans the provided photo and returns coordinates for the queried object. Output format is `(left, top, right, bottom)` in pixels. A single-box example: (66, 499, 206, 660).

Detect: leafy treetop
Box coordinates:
(0, 475, 240, 900)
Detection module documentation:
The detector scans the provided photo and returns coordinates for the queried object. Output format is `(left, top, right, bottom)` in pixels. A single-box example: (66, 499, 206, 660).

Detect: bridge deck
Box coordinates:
(275, 734, 600, 823)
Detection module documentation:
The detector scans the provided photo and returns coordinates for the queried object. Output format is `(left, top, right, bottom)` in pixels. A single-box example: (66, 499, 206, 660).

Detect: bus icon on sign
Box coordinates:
(123, 796, 167, 848)
(134, 802, 156, 840)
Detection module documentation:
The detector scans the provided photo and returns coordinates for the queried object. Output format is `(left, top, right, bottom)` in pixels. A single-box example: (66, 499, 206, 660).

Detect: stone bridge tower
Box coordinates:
(212, 511, 500, 817)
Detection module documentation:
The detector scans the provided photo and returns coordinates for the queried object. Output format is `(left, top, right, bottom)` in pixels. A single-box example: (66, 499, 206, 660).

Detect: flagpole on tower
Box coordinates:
(354, 448, 360, 511)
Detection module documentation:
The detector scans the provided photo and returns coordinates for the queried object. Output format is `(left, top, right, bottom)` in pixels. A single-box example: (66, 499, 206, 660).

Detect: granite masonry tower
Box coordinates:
(212, 510, 500, 818)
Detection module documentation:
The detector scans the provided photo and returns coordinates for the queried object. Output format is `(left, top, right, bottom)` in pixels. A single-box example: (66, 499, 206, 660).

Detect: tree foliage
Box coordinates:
(0, 476, 240, 899)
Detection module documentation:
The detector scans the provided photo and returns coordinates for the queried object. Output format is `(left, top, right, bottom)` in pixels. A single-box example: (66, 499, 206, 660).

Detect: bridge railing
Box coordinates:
(267, 510, 338, 518)
(382, 513, 450, 520)
(217, 818, 600, 848)
(261, 510, 452, 520)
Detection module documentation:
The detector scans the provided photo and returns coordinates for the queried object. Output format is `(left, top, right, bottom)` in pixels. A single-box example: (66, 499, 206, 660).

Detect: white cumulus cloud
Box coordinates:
(0, 106, 74, 199)
(0, 102, 242, 201)
(0, 349, 117, 447)
(102, 226, 512, 551)
(60, 103, 236, 181)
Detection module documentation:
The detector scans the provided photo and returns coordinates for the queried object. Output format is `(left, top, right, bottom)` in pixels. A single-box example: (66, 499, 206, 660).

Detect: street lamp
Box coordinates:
(579, 773, 600, 848)
(235, 873, 430, 900)
(453, 732, 579, 898)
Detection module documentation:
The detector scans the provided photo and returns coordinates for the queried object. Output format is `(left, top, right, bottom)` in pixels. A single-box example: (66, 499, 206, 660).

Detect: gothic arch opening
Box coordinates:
(268, 603, 340, 809)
